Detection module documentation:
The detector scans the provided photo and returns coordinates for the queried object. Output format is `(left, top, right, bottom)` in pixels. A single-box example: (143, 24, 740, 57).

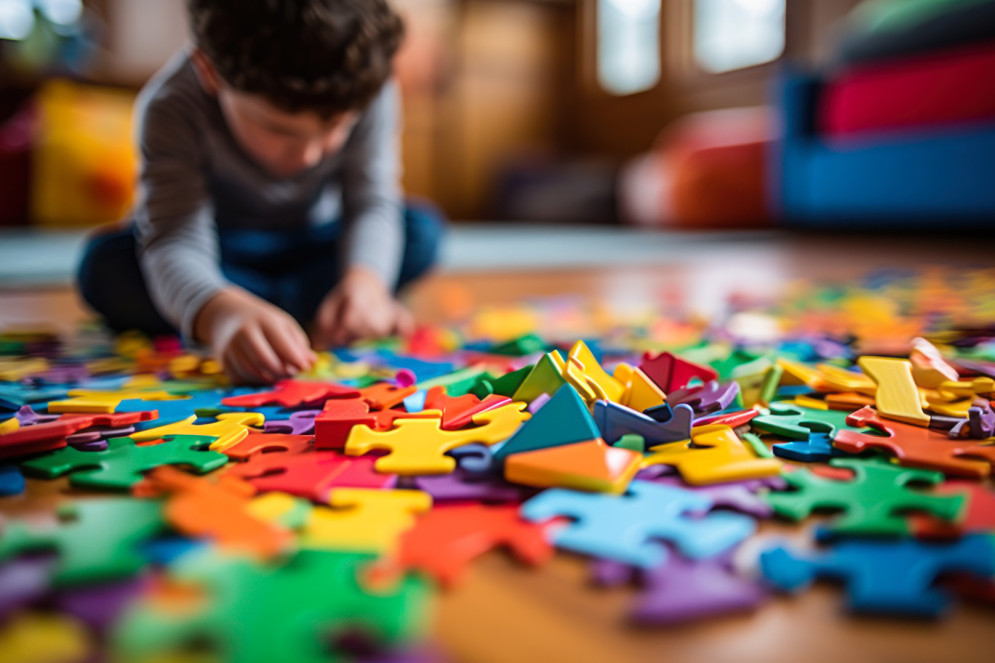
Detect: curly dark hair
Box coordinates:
(187, 0, 404, 117)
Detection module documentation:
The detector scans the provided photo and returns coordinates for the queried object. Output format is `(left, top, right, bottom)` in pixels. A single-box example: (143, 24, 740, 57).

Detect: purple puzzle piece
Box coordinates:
(264, 409, 321, 435)
(652, 476, 786, 518)
(950, 400, 995, 440)
(591, 549, 767, 625)
(0, 556, 54, 621)
(668, 380, 740, 416)
(56, 575, 147, 633)
(410, 469, 530, 503)
(15, 405, 59, 427)
(635, 464, 678, 481)
(593, 400, 693, 446)
(36, 364, 90, 384)
(65, 425, 136, 446)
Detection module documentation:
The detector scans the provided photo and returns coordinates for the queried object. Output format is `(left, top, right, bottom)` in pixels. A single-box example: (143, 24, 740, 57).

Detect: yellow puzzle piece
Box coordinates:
(0, 418, 19, 435)
(642, 424, 781, 485)
(816, 364, 877, 395)
(345, 402, 530, 474)
(130, 413, 265, 452)
(566, 340, 625, 403)
(47, 390, 183, 414)
(0, 613, 91, 663)
(300, 488, 431, 553)
(613, 363, 667, 412)
(858, 356, 930, 427)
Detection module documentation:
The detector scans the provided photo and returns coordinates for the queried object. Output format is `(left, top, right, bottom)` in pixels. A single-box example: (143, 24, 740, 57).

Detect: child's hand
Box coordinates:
(194, 287, 317, 384)
(311, 266, 413, 349)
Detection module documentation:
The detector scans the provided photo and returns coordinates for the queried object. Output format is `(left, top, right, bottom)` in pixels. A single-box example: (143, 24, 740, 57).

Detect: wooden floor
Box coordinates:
(1, 232, 994, 663)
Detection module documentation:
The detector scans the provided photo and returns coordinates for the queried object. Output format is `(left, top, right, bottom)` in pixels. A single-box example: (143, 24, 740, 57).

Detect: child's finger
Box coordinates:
(235, 329, 283, 381)
(223, 347, 264, 385)
(265, 320, 314, 372)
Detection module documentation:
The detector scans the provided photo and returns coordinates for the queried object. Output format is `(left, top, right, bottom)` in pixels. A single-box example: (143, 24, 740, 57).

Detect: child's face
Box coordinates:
(217, 88, 357, 178)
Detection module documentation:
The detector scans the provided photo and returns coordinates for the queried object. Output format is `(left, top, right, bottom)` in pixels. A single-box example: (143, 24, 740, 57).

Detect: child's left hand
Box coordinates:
(310, 266, 413, 348)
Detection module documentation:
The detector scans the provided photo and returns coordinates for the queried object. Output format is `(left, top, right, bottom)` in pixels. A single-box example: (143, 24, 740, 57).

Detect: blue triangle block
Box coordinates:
(494, 385, 600, 461)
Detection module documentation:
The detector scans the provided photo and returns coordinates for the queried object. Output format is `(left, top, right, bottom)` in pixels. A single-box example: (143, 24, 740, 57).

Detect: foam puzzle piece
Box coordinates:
(511, 352, 568, 403)
(652, 476, 785, 518)
(833, 406, 995, 478)
(446, 442, 495, 475)
(692, 408, 760, 429)
(133, 466, 294, 560)
(493, 385, 597, 461)
(909, 337, 960, 388)
(759, 534, 995, 617)
(223, 431, 313, 460)
(642, 425, 782, 485)
(565, 340, 625, 403)
(0, 385, 67, 411)
(668, 381, 740, 416)
(226, 449, 395, 501)
(359, 382, 417, 410)
(950, 400, 995, 440)
(346, 402, 529, 474)
(314, 397, 441, 450)
(220, 379, 359, 408)
(751, 403, 858, 440)
(0, 613, 91, 663)
(130, 412, 265, 452)
(301, 488, 432, 554)
(504, 439, 642, 494)
(0, 498, 166, 585)
(46, 389, 181, 414)
(771, 432, 843, 462)
(470, 365, 531, 399)
(0, 411, 157, 460)
(639, 351, 717, 393)
(0, 417, 19, 434)
(913, 481, 995, 538)
(858, 356, 931, 426)
(21, 434, 228, 491)
(422, 386, 511, 430)
(409, 469, 529, 503)
(116, 390, 234, 431)
(591, 549, 767, 625)
(592, 400, 694, 446)
(520, 480, 756, 568)
(612, 363, 667, 412)
(0, 463, 25, 496)
(765, 457, 966, 536)
(386, 503, 554, 588)
(113, 547, 430, 663)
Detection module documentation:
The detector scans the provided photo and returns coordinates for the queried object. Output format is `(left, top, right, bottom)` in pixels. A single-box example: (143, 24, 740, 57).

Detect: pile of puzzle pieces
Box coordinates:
(1, 269, 995, 661)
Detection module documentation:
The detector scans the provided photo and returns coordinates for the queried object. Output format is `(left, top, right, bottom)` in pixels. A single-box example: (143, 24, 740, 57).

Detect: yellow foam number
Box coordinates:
(641, 424, 781, 485)
(858, 357, 931, 427)
(130, 413, 265, 452)
(613, 363, 667, 412)
(47, 389, 182, 414)
(567, 341, 625, 404)
(301, 488, 431, 553)
(345, 402, 530, 474)
(0, 613, 91, 663)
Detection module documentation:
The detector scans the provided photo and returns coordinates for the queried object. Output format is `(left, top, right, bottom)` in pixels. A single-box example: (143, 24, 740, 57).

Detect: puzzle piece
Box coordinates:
(592, 400, 693, 446)
(612, 363, 667, 411)
(949, 400, 995, 440)
(759, 534, 995, 617)
(384, 503, 554, 588)
(564, 340, 625, 403)
(667, 381, 740, 416)
(520, 480, 755, 568)
(133, 466, 294, 560)
(765, 457, 965, 536)
(651, 476, 785, 518)
(858, 356, 930, 426)
(692, 408, 759, 428)
(493, 385, 597, 461)
(409, 468, 529, 503)
(113, 547, 430, 663)
(116, 389, 235, 431)
(0, 613, 91, 663)
(511, 352, 568, 403)
(446, 442, 495, 475)
(422, 386, 511, 430)
(223, 431, 313, 460)
(913, 481, 995, 538)
(470, 365, 531, 400)
(639, 351, 717, 393)
(771, 432, 842, 462)
(642, 425, 781, 485)
(504, 439, 641, 494)
(226, 448, 395, 501)
(313, 397, 441, 450)
(47, 389, 182, 414)
(751, 403, 859, 440)
(0, 498, 166, 585)
(220, 379, 359, 408)
(833, 406, 995, 478)
(359, 382, 417, 410)
(21, 434, 227, 491)
(0, 411, 158, 460)
(130, 412, 264, 452)
(301, 488, 432, 554)
(591, 549, 767, 625)
(346, 402, 529, 474)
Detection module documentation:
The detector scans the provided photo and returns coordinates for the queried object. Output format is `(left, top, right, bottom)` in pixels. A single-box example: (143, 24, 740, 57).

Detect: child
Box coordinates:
(76, 0, 443, 384)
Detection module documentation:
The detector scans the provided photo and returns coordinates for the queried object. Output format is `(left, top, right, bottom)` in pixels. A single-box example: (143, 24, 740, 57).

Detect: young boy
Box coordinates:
(77, 0, 443, 384)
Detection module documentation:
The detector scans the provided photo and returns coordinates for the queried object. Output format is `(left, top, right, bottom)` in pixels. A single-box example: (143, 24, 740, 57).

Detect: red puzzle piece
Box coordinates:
(833, 406, 995, 478)
(639, 351, 717, 393)
(384, 503, 554, 588)
(423, 386, 511, 430)
(223, 431, 313, 461)
(913, 481, 995, 538)
(0, 411, 158, 460)
(313, 398, 439, 450)
(226, 448, 395, 501)
(693, 408, 760, 428)
(220, 379, 359, 409)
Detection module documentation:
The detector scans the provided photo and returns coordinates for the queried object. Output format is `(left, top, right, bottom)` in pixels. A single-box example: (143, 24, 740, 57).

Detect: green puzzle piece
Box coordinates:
(470, 365, 532, 400)
(0, 498, 166, 585)
(21, 435, 228, 491)
(765, 457, 967, 536)
(751, 403, 866, 440)
(114, 547, 431, 663)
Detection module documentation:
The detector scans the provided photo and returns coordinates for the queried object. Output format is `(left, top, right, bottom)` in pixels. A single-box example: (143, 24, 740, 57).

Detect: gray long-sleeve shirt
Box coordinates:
(132, 51, 403, 339)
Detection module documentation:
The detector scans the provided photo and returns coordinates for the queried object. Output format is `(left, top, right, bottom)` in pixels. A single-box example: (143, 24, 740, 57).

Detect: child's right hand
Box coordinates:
(193, 287, 317, 384)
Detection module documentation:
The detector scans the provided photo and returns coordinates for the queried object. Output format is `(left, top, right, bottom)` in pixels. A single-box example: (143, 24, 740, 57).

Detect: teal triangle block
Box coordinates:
(495, 385, 600, 461)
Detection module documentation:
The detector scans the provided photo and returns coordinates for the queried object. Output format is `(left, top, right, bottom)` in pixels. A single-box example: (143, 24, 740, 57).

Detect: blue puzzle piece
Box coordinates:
(0, 385, 69, 411)
(402, 390, 427, 413)
(593, 400, 693, 446)
(494, 385, 601, 461)
(771, 432, 843, 463)
(760, 534, 995, 618)
(0, 464, 25, 496)
(520, 480, 756, 568)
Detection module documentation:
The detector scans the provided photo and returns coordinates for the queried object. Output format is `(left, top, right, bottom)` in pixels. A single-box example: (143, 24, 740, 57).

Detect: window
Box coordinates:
(597, 0, 661, 96)
(693, 0, 785, 74)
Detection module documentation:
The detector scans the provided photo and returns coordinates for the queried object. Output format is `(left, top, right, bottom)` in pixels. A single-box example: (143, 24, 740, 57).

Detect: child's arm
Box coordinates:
(134, 84, 315, 382)
(311, 80, 413, 348)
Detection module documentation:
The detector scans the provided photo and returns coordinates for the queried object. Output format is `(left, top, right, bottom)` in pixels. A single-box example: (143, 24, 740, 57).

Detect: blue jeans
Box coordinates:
(77, 204, 445, 336)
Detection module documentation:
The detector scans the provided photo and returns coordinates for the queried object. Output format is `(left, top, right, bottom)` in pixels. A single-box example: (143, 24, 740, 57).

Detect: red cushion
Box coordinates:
(820, 41, 995, 139)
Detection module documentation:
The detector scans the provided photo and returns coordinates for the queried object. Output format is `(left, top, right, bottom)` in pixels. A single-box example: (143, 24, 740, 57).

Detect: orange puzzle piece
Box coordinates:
(504, 439, 641, 494)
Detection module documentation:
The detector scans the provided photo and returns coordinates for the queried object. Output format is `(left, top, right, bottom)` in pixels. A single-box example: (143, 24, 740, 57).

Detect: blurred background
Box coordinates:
(1, 0, 994, 285)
